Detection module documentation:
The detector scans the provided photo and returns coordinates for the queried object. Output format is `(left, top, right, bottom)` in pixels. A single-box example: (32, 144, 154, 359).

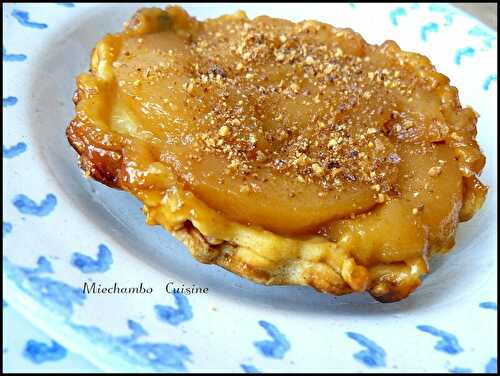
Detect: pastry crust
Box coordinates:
(67, 6, 487, 302)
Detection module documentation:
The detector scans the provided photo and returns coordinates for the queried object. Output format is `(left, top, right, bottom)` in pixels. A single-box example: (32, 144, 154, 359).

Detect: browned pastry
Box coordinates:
(67, 6, 487, 302)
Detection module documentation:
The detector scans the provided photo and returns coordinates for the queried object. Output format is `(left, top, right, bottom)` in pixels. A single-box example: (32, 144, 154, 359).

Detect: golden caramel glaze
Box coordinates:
(67, 6, 487, 302)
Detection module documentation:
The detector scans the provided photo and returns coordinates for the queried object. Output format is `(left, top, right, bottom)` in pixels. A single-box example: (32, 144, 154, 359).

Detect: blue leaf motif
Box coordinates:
(22, 256, 54, 274)
(241, 364, 261, 373)
(254, 320, 290, 359)
(479, 301, 497, 310)
(23, 340, 67, 363)
(3, 46, 27, 62)
(389, 7, 406, 26)
(420, 22, 439, 42)
(483, 75, 497, 91)
(449, 367, 472, 373)
(11, 9, 48, 29)
(3, 142, 27, 158)
(127, 320, 148, 338)
(71, 244, 113, 273)
(3, 222, 12, 237)
(454, 47, 475, 65)
(3, 96, 18, 107)
(346, 332, 386, 368)
(417, 325, 463, 355)
(155, 293, 193, 326)
(485, 358, 497, 373)
(12, 193, 57, 216)
(116, 319, 149, 345)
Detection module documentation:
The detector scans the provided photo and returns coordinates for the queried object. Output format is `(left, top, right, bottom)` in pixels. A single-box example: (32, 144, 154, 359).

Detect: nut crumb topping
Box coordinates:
(108, 6, 485, 203)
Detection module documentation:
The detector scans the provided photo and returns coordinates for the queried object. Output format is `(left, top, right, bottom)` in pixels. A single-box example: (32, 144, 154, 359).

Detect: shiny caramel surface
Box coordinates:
(67, 7, 487, 301)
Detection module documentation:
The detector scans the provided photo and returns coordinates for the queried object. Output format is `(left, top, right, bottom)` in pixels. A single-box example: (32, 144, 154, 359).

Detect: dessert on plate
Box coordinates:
(67, 6, 487, 302)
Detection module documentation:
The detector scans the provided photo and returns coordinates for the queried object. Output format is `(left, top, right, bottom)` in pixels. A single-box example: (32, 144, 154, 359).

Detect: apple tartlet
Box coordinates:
(67, 6, 487, 302)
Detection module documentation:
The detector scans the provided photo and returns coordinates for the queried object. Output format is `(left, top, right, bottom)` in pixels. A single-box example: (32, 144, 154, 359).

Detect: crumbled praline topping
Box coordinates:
(113, 10, 466, 196)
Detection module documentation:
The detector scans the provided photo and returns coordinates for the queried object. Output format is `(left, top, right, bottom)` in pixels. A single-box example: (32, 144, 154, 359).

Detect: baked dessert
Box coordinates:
(67, 6, 487, 302)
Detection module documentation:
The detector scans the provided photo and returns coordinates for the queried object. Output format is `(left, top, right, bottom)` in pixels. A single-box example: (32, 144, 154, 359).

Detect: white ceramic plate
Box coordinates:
(3, 3, 497, 373)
